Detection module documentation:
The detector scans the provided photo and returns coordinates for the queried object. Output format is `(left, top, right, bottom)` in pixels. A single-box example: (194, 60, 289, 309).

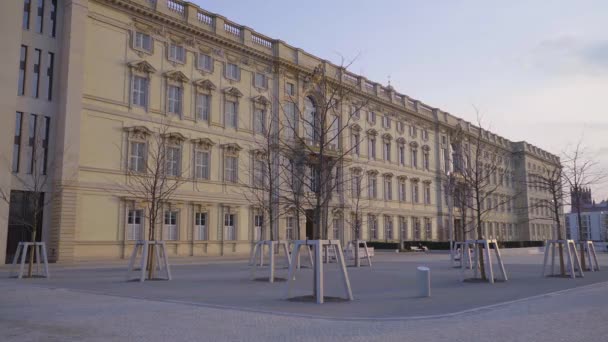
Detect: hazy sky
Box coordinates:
(192, 0, 608, 201)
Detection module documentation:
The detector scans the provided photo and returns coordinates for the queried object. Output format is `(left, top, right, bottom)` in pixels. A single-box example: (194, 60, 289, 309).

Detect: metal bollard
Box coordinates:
(417, 266, 431, 297)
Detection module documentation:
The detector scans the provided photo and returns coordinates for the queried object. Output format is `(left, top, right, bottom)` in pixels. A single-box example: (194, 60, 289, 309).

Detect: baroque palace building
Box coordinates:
(0, 0, 562, 263)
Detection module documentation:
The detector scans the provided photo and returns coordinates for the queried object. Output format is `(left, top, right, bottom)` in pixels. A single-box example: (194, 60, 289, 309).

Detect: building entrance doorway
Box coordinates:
(5, 191, 44, 264)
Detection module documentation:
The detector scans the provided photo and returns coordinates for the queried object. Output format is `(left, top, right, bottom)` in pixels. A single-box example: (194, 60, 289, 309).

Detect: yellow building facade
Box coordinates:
(0, 0, 561, 263)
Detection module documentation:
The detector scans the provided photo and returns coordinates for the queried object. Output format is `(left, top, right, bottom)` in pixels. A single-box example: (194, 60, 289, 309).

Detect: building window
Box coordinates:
(368, 136, 376, 160)
(332, 218, 341, 240)
(399, 216, 408, 240)
(367, 111, 376, 124)
(224, 213, 236, 240)
(303, 97, 318, 143)
(167, 85, 182, 115)
(132, 75, 148, 108)
(352, 131, 360, 156)
(168, 43, 186, 63)
(45, 52, 54, 100)
(254, 73, 267, 89)
(411, 147, 418, 168)
(35, 0, 44, 34)
(424, 183, 431, 204)
(397, 121, 404, 133)
(32, 48, 41, 98)
(285, 82, 295, 96)
(195, 212, 207, 240)
(49, 0, 57, 37)
(253, 214, 263, 241)
(422, 129, 429, 141)
(398, 145, 405, 166)
(134, 32, 153, 52)
(384, 215, 393, 240)
(399, 179, 406, 202)
(412, 181, 419, 203)
(413, 217, 421, 240)
(254, 109, 266, 134)
(165, 146, 181, 177)
(286, 216, 294, 240)
(129, 141, 146, 173)
(383, 141, 391, 162)
(26, 114, 37, 174)
(224, 99, 238, 128)
(41, 117, 50, 175)
(253, 159, 266, 187)
(424, 218, 432, 240)
(283, 102, 297, 140)
(12, 112, 23, 173)
(196, 94, 211, 122)
(382, 116, 391, 129)
(368, 174, 377, 199)
(127, 209, 143, 240)
(410, 125, 417, 138)
(225, 63, 240, 80)
(197, 53, 213, 72)
(194, 150, 210, 180)
(164, 210, 178, 240)
(224, 156, 238, 183)
(423, 150, 430, 170)
(384, 176, 392, 201)
(369, 215, 378, 240)
(23, 0, 31, 30)
(18, 45, 27, 96)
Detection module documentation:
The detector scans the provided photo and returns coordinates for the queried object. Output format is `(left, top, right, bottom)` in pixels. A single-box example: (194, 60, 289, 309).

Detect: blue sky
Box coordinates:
(192, 0, 608, 200)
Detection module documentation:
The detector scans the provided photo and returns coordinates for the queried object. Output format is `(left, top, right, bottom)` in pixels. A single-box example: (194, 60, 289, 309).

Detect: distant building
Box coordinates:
(566, 211, 608, 241)
(567, 188, 608, 240)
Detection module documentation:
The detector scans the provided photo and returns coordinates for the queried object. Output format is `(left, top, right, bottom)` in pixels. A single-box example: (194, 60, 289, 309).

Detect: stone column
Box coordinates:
(49, 0, 88, 262)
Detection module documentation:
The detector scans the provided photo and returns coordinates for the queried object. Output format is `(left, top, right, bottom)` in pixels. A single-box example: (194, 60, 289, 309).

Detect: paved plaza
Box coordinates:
(1, 250, 608, 341)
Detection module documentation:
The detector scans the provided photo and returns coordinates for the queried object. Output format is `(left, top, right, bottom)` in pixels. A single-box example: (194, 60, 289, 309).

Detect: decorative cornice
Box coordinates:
(128, 60, 156, 73)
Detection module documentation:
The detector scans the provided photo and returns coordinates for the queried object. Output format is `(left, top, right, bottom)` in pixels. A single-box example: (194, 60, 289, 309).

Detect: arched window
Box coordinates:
(303, 96, 317, 142)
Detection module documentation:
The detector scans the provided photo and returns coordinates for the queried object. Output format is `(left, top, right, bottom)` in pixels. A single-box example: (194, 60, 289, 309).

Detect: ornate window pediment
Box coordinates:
(124, 126, 152, 140)
(422, 180, 432, 184)
(422, 145, 431, 152)
(163, 132, 187, 145)
(382, 172, 393, 178)
(366, 169, 379, 176)
(350, 123, 362, 132)
(396, 137, 406, 144)
(164, 70, 189, 83)
(350, 166, 362, 173)
(382, 133, 393, 141)
(221, 142, 242, 155)
(128, 60, 156, 74)
(223, 87, 243, 98)
(331, 207, 343, 216)
(251, 95, 270, 105)
(191, 137, 215, 150)
(397, 175, 408, 181)
(409, 141, 419, 148)
(250, 149, 267, 159)
(410, 177, 420, 182)
(193, 79, 216, 91)
(366, 128, 378, 136)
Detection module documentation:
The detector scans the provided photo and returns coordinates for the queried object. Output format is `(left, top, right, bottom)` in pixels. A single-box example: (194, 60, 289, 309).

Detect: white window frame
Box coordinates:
(224, 99, 238, 128)
(196, 93, 211, 122)
(168, 42, 186, 64)
(127, 209, 144, 241)
(253, 214, 263, 241)
(226, 63, 240, 80)
(195, 212, 207, 240)
(254, 108, 266, 134)
(194, 150, 210, 180)
(165, 146, 181, 177)
(224, 213, 236, 240)
(254, 73, 267, 89)
(164, 210, 178, 240)
(224, 155, 238, 183)
(129, 141, 146, 173)
(134, 31, 153, 52)
(131, 75, 148, 108)
(167, 84, 182, 115)
(197, 53, 213, 72)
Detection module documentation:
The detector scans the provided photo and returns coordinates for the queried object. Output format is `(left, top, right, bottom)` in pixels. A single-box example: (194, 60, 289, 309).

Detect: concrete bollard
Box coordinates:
(417, 266, 431, 297)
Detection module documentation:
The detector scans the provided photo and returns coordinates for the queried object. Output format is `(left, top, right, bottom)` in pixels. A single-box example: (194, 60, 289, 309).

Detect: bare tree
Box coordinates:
(121, 120, 187, 279)
(343, 166, 371, 266)
(457, 118, 515, 281)
(562, 141, 607, 269)
(529, 163, 567, 276)
(242, 107, 284, 242)
(1, 120, 57, 277)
